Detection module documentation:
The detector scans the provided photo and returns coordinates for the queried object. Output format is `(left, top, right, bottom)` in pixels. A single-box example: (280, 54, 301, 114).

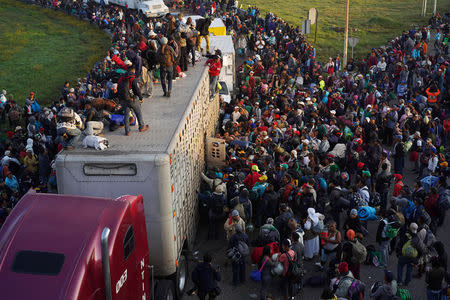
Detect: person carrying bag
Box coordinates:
(250, 245, 275, 300)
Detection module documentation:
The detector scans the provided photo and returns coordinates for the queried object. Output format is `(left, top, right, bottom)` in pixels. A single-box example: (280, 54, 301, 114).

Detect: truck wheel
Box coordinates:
(155, 280, 175, 300)
(176, 255, 188, 298)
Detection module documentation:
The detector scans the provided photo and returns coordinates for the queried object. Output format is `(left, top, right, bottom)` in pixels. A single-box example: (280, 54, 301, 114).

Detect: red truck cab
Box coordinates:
(0, 191, 150, 300)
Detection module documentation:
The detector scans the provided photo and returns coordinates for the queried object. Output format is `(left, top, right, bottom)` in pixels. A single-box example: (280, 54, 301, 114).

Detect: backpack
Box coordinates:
(118, 76, 135, 102)
(438, 189, 450, 211)
(58, 107, 74, 119)
(370, 192, 381, 207)
(364, 244, 376, 265)
(396, 288, 411, 300)
(286, 251, 303, 282)
(237, 240, 249, 256)
(350, 192, 366, 208)
(145, 49, 158, 69)
(312, 220, 324, 235)
(211, 193, 224, 214)
(259, 226, 278, 244)
(401, 239, 418, 258)
(385, 224, 400, 239)
(351, 240, 367, 264)
(226, 247, 242, 263)
(348, 278, 365, 300)
(335, 276, 354, 298)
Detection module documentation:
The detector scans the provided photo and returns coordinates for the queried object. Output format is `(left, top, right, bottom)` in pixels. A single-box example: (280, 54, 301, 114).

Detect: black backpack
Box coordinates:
(211, 193, 224, 214)
(286, 252, 303, 282)
(145, 49, 158, 69)
(118, 76, 134, 102)
(370, 192, 381, 207)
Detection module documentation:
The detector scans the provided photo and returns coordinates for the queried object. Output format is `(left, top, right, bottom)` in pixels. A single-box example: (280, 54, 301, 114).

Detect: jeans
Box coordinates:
(426, 288, 442, 300)
(210, 75, 219, 98)
(394, 157, 404, 175)
(57, 127, 82, 147)
(281, 277, 296, 298)
(260, 273, 272, 300)
(232, 260, 246, 285)
(397, 255, 414, 285)
(208, 211, 223, 240)
(379, 240, 390, 267)
(187, 43, 196, 65)
(197, 290, 216, 300)
(120, 100, 145, 134)
(160, 67, 173, 93)
(381, 190, 388, 211)
(320, 248, 337, 264)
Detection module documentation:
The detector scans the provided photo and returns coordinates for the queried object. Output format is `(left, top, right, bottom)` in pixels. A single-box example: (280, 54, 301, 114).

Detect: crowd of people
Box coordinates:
(0, 0, 228, 222)
(0, 0, 449, 299)
(195, 3, 450, 300)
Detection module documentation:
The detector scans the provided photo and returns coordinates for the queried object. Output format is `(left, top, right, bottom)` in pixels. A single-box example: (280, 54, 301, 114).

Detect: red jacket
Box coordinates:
(112, 54, 127, 69)
(244, 171, 261, 189)
(424, 193, 439, 217)
(443, 120, 450, 132)
(393, 181, 403, 197)
(206, 59, 221, 76)
(138, 41, 148, 52)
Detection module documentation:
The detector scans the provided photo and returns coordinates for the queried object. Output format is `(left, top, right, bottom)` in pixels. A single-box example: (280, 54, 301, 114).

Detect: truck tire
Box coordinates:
(155, 280, 175, 300)
(176, 255, 188, 298)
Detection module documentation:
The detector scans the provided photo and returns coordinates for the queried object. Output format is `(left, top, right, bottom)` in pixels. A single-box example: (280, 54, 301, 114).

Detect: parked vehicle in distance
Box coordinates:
(96, 0, 169, 17)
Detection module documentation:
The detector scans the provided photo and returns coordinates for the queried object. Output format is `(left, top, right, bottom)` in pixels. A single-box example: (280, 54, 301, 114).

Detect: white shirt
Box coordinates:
(377, 61, 387, 71)
(231, 111, 241, 123)
(428, 155, 438, 172)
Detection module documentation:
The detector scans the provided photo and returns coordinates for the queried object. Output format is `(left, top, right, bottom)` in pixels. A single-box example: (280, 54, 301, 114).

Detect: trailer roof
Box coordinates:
(202, 35, 235, 55)
(68, 60, 209, 155)
(0, 192, 126, 299)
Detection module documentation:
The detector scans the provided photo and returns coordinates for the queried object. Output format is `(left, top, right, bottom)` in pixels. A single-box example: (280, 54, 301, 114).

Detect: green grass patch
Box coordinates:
(240, 0, 450, 60)
(0, 0, 110, 105)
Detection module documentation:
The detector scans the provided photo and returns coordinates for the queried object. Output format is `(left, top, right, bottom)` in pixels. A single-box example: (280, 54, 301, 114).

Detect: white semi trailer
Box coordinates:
(55, 61, 219, 298)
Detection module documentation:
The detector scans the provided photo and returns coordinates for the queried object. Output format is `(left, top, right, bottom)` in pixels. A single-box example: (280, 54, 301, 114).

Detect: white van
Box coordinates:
(98, 0, 169, 17)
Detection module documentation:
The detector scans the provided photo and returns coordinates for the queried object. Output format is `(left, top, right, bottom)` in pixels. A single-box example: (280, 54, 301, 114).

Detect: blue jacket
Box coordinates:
(192, 262, 221, 292)
(31, 100, 41, 113)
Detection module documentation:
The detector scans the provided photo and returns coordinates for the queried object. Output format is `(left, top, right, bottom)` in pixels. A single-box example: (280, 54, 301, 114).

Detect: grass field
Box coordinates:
(240, 0, 450, 60)
(0, 0, 110, 105)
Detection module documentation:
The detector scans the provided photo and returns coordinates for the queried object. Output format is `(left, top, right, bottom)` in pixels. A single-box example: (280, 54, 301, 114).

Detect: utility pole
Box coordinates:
(433, 0, 437, 16)
(422, 0, 427, 16)
(343, 0, 350, 67)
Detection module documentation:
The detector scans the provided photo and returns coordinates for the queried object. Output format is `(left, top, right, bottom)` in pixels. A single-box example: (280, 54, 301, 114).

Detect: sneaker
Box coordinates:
(163, 92, 167, 97)
(139, 125, 149, 132)
(167, 91, 171, 97)
(125, 132, 131, 136)
(64, 146, 74, 151)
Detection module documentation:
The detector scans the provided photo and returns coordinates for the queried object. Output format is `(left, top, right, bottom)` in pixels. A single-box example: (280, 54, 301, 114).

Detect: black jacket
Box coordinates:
(119, 72, 143, 101)
(192, 262, 221, 293)
(376, 219, 389, 244)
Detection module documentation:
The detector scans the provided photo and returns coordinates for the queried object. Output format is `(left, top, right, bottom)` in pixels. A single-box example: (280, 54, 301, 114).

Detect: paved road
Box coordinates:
(187, 156, 449, 300)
